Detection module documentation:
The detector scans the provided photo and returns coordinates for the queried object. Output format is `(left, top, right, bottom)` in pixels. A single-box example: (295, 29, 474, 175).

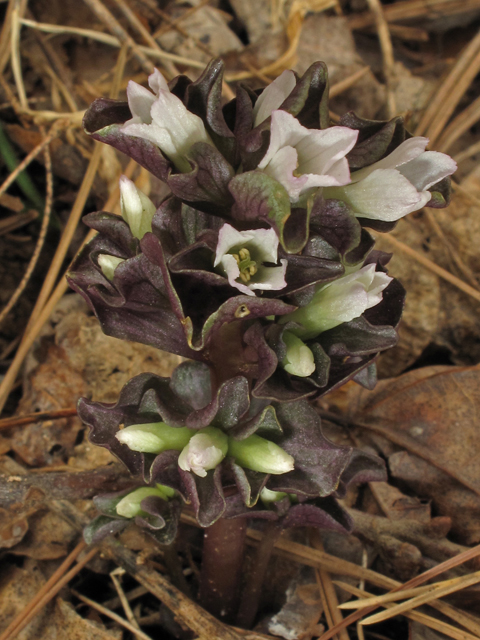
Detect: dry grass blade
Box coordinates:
(436, 94, 480, 153)
(334, 582, 479, 640)
(20, 18, 208, 70)
(10, 0, 28, 109)
(0, 210, 38, 236)
(72, 590, 154, 640)
(0, 407, 77, 430)
(0, 131, 54, 329)
(361, 569, 480, 627)
(454, 138, 480, 164)
(102, 537, 244, 640)
(379, 232, 480, 304)
(110, 568, 145, 640)
(329, 67, 371, 98)
(0, 142, 103, 413)
(0, 541, 94, 640)
(415, 29, 480, 143)
(0, 121, 64, 200)
(81, 0, 154, 74)
(311, 532, 349, 640)
(0, 0, 15, 74)
(364, 0, 396, 116)
(348, 0, 480, 30)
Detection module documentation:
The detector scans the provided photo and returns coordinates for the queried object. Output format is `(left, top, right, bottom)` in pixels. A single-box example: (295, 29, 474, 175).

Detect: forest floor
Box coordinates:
(1, 0, 480, 639)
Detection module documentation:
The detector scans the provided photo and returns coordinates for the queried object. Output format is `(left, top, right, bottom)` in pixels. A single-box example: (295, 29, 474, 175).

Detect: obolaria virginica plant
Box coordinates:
(68, 59, 456, 623)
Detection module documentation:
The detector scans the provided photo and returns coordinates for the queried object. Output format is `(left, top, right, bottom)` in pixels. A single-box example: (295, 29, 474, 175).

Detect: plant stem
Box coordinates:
(200, 516, 248, 622)
(236, 520, 283, 628)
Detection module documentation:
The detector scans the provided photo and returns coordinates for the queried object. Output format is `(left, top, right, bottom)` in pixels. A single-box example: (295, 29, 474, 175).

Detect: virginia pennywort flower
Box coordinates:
(281, 264, 392, 339)
(178, 427, 229, 477)
(214, 223, 287, 296)
(257, 110, 358, 202)
(325, 137, 457, 221)
(122, 69, 212, 173)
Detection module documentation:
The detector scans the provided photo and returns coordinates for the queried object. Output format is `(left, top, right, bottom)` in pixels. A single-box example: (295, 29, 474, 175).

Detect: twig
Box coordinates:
(74, 588, 154, 640)
(0, 128, 54, 328)
(0, 0, 15, 74)
(0, 545, 98, 640)
(364, 0, 396, 117)
(110, 568, 145, 640)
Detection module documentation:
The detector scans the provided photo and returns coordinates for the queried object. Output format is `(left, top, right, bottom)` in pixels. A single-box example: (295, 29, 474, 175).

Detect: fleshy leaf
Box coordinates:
(342, 113, 406, 170)
(83, 98, 170, 181)
(180, 466, 226, 527)
(280, 62, 330, 130)
(83, 515, 129, 545)
(229, 171, 308, 253)
(167, 141, 235, 215)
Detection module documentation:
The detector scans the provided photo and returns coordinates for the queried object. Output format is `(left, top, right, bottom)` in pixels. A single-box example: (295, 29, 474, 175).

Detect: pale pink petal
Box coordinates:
(253, 70, 296, 127)
(398, 150, 457, 191)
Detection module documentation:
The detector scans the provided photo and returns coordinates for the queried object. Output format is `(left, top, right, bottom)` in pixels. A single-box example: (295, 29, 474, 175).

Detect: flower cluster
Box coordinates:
(69, 60, 456, 540)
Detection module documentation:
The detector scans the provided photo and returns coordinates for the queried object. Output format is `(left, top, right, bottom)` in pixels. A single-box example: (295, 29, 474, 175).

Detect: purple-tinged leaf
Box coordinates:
(342, 113, 406, 170)
(280, 62, 329, 130)
(180, 465, 226, 527)
(168, 142, 235, 215)
(84, 515, 129, 545)
(83, 98, 171, 181)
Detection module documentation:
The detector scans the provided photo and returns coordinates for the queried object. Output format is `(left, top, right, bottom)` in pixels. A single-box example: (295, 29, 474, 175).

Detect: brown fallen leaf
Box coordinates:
(11, 509, 77, 560)
(350, 364, 480, 544)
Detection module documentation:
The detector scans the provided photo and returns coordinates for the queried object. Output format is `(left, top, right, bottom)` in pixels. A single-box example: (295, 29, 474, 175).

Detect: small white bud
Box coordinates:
(116, 422, 193, 454)
(281, 331, 315, 377)
(260, 487, 288, 505)
(116, 485, 168, 519)
(228, 434, 294, 475)
(119, 175, 156, 240)
(178, 427, 228, 478)
(97, 254, 125, 281)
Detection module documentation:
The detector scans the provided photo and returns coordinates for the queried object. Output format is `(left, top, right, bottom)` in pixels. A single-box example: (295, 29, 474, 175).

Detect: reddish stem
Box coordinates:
(199, 516, 248, 622)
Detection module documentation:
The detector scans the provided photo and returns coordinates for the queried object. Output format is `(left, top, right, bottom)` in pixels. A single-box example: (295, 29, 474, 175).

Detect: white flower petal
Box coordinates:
(258, 110, 309, 169)
(241, 226, 281, 263)
(123, 90, 211, 172)
(398, 150, 457, 191)
(119, 175, 156, 239)
(148, 68, 169, 94)
(352, 137, 429, 182)
(337, 168, 431, 221)
(125, 80, 156, 125)
(97, 254, 125, 281)
(295, 126, 358, 177)
(178, 430, 228, 477)
(220, 254, 255, 296)
(250, 260, 287, 291)
(253, 70, 296, 127)
(214, 224, 253, 266)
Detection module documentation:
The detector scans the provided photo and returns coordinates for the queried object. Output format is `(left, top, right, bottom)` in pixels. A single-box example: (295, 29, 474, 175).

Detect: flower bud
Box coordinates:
(116, 422, 193, 454)
(281, 331, 315, 377)
(280, 264, 392, 339)
(97, 254, 125, 281)
(260, 487, 288, 505)
(116, 484, 170, 518)
(228, 434, 294, 475)
(119, 175, 156, 239)
(178, 427, 228, 478)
